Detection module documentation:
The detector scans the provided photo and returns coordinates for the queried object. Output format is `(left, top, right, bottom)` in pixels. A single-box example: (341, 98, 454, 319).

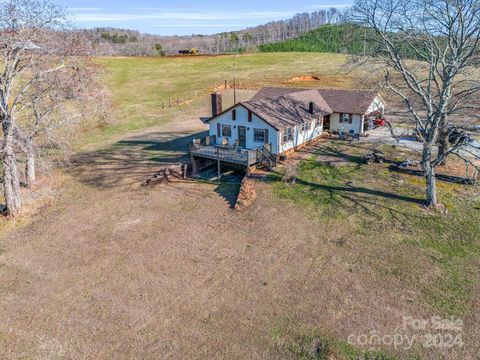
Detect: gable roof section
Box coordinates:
(253, 87, 379, 115)
(251, 87, 308, 101)
(317, 89, 378, 115)
(206, 102, 280, 130)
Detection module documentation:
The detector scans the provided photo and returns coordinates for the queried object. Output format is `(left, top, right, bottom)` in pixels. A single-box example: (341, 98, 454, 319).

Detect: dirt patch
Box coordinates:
(283, 74, 355, 89)
(317, 155, 351, 167)
(234, 176, 257, 210)
(284, 75, 321, 83)
(285, 75, 320, 84)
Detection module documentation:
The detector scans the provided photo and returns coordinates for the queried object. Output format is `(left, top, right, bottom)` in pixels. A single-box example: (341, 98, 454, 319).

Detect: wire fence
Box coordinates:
(158, 74, 357, 111)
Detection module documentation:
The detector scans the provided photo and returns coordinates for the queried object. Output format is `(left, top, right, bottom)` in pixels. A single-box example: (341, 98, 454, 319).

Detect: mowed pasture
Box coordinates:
(0, 53, 479, 360)
(82, 53, 353, 147)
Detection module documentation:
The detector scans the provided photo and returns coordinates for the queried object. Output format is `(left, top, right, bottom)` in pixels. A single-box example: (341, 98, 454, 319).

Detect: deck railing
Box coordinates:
(191, 137, 276, 167)
(190, 143, 259, 166)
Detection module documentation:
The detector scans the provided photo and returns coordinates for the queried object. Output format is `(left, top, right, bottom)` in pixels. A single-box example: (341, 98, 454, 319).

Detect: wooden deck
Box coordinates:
(190, 145, 258, 166)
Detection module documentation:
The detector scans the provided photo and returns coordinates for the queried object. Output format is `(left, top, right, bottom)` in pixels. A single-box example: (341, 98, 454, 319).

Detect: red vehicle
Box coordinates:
(374, 118, 386, 126)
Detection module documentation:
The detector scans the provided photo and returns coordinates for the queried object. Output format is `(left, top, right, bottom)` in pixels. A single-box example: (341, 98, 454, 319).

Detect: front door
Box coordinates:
(323, 115, 331, 131)
(238, 126, 246, 148)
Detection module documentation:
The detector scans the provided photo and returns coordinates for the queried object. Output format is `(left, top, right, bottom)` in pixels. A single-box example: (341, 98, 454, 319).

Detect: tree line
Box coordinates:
(84, 8, 346, 56)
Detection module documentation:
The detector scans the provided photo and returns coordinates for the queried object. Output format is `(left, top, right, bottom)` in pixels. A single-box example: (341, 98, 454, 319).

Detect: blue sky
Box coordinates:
(62, 0, 353, 36)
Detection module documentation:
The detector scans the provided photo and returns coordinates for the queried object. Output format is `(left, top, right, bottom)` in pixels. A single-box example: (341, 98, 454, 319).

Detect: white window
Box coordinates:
(222, 125, 231, 137)
(340, 113, 353, 124)
(301, 122, 310, 132)
(283, 127, 293, 143)
(254, 128, 266, 143)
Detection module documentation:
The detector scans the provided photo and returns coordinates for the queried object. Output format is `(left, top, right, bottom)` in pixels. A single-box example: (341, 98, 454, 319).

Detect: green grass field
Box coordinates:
(271, 143, 480, 318)
(80, 53, 352, 147)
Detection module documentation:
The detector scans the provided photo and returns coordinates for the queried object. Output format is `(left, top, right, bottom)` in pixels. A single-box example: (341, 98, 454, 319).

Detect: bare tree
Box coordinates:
(16, 55, 97, 188)
(0, 0, 98, 215)
(352, 0, 480, 207)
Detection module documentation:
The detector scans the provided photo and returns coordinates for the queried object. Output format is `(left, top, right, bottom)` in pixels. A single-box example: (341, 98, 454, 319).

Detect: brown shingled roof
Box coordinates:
(317, 89, 378, 115)
(242, 89, 333, 130)
(253, 87, 379, 116)
(251, 87, 308, 100)
(208, 87, 380, 130)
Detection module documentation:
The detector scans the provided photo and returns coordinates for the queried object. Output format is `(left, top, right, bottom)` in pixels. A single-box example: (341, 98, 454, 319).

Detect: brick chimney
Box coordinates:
(309, 101, 315, 114)
(211, 92, 223, 117)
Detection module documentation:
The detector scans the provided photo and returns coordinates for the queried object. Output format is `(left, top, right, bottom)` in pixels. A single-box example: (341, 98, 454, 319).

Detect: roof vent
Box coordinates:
(309, 101, 315, 114)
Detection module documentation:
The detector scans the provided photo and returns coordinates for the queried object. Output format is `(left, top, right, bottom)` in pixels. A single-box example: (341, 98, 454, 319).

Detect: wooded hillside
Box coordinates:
(259, 24, 373, 54)
(259, 23, 430, 60)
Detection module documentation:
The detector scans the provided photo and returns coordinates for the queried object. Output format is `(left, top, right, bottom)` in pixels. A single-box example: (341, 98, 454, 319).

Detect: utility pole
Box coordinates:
(233, 52, 238, 105)
(363, 28, 367, 56)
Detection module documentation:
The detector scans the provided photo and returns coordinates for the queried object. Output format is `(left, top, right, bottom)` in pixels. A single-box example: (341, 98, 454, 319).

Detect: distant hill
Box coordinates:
(259, 23, 374, 55)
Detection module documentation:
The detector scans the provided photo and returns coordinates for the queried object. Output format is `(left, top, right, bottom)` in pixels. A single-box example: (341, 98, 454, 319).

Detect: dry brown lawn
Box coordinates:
(0, 91, 478, 360)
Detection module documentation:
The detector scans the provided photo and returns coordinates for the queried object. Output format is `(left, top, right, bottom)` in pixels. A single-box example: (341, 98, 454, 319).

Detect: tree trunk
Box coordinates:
(25, 142, 36, 188)
(1, 116, 22, 216)
(2, 140, 21, 216)
(422, 145, 438, 207)
(437, 131, 449, 166)
(437, 115, 448, 166)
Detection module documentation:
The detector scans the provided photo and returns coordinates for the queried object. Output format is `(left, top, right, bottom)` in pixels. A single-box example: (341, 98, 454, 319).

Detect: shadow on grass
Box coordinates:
(269, 167, 422, 223)
(117, 130, 209, 163)
(70, 130, 208, 189)
(296, 178, 423, 204)
(300, 143, 366, 165)
(195, 168, 243, 209)
(214, 181, 241, 209)
(302, 143, 398, 166)
(389, 165, 477, 185)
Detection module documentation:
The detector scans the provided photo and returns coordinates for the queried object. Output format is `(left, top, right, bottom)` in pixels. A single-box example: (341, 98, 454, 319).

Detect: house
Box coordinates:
(191, 87, 385, 173)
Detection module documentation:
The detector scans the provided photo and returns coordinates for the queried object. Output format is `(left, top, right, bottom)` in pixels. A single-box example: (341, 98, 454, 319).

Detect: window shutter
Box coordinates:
(217, 123, 221, 137)
(339, 114, 343, 123)
(232, 109, 236, 120)
(349, 114, 353, 124)
(264, 129, 269, 144)
(248, 111, 253, 122)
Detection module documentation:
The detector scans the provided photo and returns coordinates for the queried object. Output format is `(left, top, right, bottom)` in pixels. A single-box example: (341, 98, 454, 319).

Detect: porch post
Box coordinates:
(217, 147, 221, 181)
(190, 154, 198, 175)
